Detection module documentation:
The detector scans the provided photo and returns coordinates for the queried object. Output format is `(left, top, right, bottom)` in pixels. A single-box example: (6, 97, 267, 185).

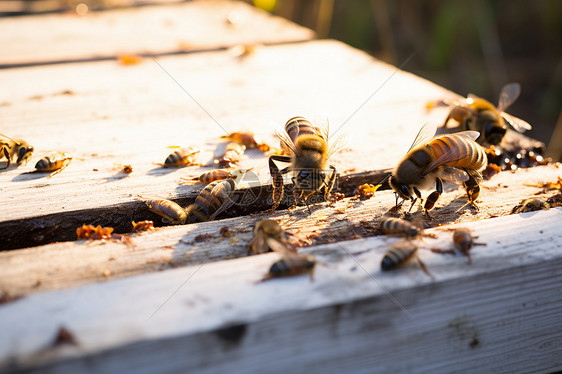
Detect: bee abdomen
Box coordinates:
(430, 135, 486, 170)
(285, 116, 317, 143)
(381, 246, 416, 270)
(199, 170, 231, 183)
(380, 218, 420, 237)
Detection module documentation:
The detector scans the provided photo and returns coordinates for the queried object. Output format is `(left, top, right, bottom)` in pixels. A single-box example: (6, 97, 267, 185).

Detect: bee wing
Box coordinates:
(326, 134, 347, 160)
(274, 128, 298, 155)
(250, 230, 266, 253)
(455, 130, 480, 141)
(407, 123, 437, 152)
(440, 166, 469, 183)
(497, 83, 521, 112)
(501, 112, 532, 133)
(265, 237, 290, 254)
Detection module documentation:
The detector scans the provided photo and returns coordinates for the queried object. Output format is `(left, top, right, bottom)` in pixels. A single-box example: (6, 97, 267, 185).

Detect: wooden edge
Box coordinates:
(1, 207, 561, 372)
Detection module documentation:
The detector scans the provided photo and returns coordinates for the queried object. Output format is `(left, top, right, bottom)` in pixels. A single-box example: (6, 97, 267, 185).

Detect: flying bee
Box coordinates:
(160, 146, 199, 167)
(268, 116, 344, 212)
(452, 228, 486, 264)
(213, 142, 245, 168)
(388, 123, 487, 215)
(248, 219, 290, 255)
(379, 217, 436, 239)
(35, 152, 72, 177)
(260, 254, 317, 282)
(220, 131, 269, 151)
(137, 196, 187, 225)
(440, 83, 532, 145)
(380, 241, 434, 279)
(185, 179, 237, 223)
(0, 133, 33, 169)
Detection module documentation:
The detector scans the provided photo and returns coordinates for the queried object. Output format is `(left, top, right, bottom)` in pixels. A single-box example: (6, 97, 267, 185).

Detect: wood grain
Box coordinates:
(1, 208, 561, 373)
(1, 164, 560, 298)
(0, 0, 314, 67)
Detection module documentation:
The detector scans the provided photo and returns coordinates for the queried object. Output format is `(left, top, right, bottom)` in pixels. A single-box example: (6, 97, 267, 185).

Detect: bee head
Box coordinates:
(483, 122, 507, 145)
(295, 168, 325, 191)
(17, 145, 33, 164)
(389, 175, 412, 201)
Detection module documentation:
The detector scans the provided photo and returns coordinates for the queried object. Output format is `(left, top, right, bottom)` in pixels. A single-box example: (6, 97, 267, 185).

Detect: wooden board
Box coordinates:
(0, 39, 460, 249)
(1, 207, 561, 373)
(0, 0, 314, 67)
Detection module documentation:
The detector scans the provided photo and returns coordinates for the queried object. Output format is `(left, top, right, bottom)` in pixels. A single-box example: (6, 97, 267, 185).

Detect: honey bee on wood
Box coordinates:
(268, 116, 344, 212)
(76, 224, 114, 240)
(511, 198, 550, 214)
(440, 83, 532, 145)
(260, 254, 317, 282)
(248, 219, 290, 255)
(381, 241, 434, 279)
(137, 196, 187, 225)
(132, 220, 154, 232)
(35, 152, 72, 176)
(182, 168, 252, 184)
(159, 146, 199, 167)
(0, 133, 33, 169)
(452, 228, 486, 264)
(388, 123, 487, 214)
(379, 217, 436, 239)
(213, 142, 245, 168)
(220, 131, 269, 151)
(185, 179, 237, 223)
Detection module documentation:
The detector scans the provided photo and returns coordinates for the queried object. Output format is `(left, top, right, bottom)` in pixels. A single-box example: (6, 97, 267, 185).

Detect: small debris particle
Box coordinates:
(117, 54, 143, 65)
(52, 326, 78, 347)
(229, 237, 240, 244)
(132, 220, 154, 232)
(194, 233, 213, 242)
(220, 227, 234, 238)
(354, 184, 379, 199)
(0, 292, 22, 304)
(101, 269, 111, 278)
(482, 163, 501, 180)
(92, 168, 98, 172)
(76, 224, 113, 240)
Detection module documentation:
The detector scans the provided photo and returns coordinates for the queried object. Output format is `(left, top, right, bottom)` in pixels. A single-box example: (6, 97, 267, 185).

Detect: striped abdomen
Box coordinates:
(269, 255, 315, 277)
(380, 218, 420, 237)
(381, 242, 417, 271)
(164, 146, 199, 167)
(145, 199, 186, 224)
(35, 152, 72, 171)
(285, 116, 319, 144)
(429, 135, 486, 171)
(187, 179, 235, 222)
(198, 169, 231, 183)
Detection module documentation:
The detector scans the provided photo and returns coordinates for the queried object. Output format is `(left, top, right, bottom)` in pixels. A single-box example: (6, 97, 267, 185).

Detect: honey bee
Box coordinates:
(185, 179, 237, 223)
(389, 123, 487, 214)
(441, 83, 532, 145)
(138, 196, 187, 225)
(213, 142, 245, 168)
(452, 228, 486, 264)
(380, 241, 434, 279)
(182, 168, 252, 184)
(0, 134, 33, 169)
(248, 219, 289, 255)
(511, 198, 550, 214)
(380, 217, 436, 239)
(35, 152, 72, 176)
(268, 116, 344, 212)
(161, 146, 199, 167)
(261, 254, 316, 282)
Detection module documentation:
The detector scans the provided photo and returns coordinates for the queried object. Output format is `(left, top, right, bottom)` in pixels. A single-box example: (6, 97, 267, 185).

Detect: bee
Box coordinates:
(182, 168, 252, 184)
(161, 146, 199, 167)
(213, 142, 245, 168)
(380, 241, 434, 279)
(389, 123, 487, 214)
(511, 198, 550, 214)
(261, 254, 316, 282)
(0, 133, 33, 169)
(35, 152, 72, 176)
(185, 179, 237, 223)
(441, 83, 532, 145)
(452, 228, 486, 264)
(248, 219, 290, 255)
(379, 217, 436, 239)
(268, 116, 344, 212)
(220, 131, 268, 150)
(138, 196, 187, 225)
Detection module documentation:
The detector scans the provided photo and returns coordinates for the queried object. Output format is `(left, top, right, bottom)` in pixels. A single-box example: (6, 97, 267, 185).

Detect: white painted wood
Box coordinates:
(2, 164, 560, 298)
(1, 208, 561, 373)
(0, 40, 456, 222)
(0, 0, 314, 66)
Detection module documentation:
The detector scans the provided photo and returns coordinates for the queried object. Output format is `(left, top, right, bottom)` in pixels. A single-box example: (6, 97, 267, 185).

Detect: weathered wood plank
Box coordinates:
(0, 40, 458, 242)
(1, 208, 561, 373)
(0, 0, 314, 67)
(1, 164, 560, 298)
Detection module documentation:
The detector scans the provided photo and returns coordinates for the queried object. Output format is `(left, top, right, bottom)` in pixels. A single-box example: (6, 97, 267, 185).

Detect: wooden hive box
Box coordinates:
(1, 2, 561, 373)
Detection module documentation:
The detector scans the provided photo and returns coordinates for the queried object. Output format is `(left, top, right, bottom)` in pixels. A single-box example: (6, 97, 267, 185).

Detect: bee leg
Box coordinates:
(323, 165, 338, 202)
(424, 178, 443, 215)
(463, 170, 480, 210)
(267, 155, 291, 212)
(0, 147, 10, 169)
(416, 256, 435, 280)
(408, 187, 423, 213)
(48, 165, 68, 178)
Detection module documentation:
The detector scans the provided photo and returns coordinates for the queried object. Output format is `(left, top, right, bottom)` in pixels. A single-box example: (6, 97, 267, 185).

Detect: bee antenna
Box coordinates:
(375, 173, 391, 190)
